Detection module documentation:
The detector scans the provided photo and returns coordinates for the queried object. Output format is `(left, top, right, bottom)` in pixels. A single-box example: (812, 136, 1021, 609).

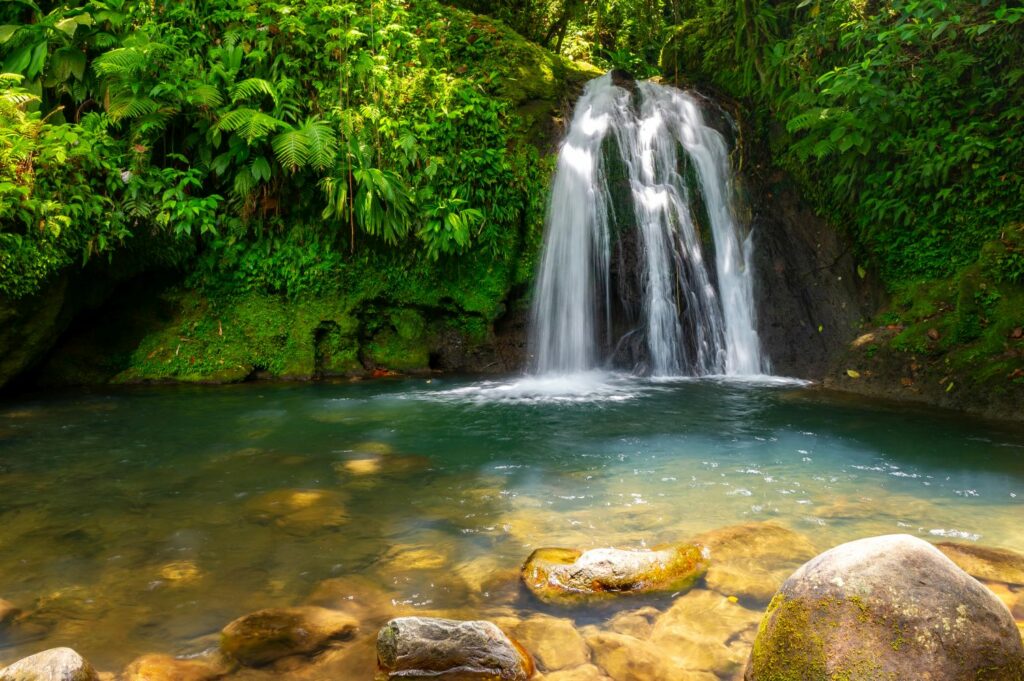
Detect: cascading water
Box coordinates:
(530, 72, 768, 377)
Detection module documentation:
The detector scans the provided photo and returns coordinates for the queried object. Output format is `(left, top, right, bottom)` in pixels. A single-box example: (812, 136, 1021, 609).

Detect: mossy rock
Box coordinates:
(521, 544, 708, 605)
(745, 534, 1024, 680)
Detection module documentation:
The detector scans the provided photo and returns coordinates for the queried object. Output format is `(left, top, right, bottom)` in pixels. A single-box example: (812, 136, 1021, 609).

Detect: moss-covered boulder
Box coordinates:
(376, 616, 534, 681)
(521, 545, 708, 605)
(220, 606, 358, 667)
(936, 541, 1024, 586)
(0, 647, 99, 681)
(745, 534, 1024, 680)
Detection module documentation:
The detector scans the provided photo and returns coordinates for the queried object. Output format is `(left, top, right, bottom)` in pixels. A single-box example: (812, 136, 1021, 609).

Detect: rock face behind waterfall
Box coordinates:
(745, 534, 1024, 680)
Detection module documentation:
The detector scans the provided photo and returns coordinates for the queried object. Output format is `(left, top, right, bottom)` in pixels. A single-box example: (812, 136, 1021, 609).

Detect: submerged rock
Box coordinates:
(376, 616, 534, 681)
(511, 614, 590, 671)
(745, 534, 1024, 680)
(0, 647, 99, 681)
(220, 606, 358, 667)
(583, 631, 717, 681)
(936, 541, 1024, 585)
(244, 489, 348, 534)
(122, 654, 224, 681)
(693, 522, 816, 602)
(651, 589, 762, 676)
(0, 598, 19, 625)
(521, 545, 708, 604)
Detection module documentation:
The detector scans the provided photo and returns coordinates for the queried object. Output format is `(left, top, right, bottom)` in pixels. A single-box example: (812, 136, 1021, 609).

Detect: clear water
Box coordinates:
(530, 73, 765, 376)
(0, 377, 1022, 673)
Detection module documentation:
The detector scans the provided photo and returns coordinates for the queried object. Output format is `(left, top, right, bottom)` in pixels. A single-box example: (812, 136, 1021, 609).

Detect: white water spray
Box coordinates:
(530, 73, 767, 377)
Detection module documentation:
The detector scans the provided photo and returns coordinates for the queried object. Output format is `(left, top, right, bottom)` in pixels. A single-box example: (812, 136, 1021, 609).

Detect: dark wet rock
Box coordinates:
(609, 69, 637, 93)
(521, 545, 708, 605)
(745, 534, 1024, 680)
(376, 616, 534, 681)
(936, 541, 1024, 586)
(0, 647, 99, 681)
(220, 606, 358, 667)
(122, 654, 225, 681)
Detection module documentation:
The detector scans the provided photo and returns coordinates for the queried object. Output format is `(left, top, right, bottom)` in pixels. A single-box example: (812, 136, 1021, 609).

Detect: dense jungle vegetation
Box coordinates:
(0, 0, 1022, 389)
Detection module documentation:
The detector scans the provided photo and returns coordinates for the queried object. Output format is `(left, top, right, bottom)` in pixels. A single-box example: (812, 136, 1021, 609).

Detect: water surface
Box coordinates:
(0, 375, 1021, 672)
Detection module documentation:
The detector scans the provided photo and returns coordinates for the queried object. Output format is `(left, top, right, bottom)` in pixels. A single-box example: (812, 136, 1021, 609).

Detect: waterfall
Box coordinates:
(529, 72, 768, 377)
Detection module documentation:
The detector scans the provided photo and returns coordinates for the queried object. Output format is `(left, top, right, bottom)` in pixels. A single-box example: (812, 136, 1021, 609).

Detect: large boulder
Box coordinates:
(220, 606, 358, 667)
(745, 534, 1024, 680)
(0, 647, 99, 681)
(521, 545, 708, 605)
(376, 616, 534, 680)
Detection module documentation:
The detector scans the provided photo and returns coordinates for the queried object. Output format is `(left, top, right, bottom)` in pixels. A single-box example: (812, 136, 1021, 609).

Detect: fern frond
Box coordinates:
(301, 118, 338, 171)
(229, 77, 278, 104)
(188, 84, 224, 108)
(107, 95, 160, 121)
(271, 128, 310, 171)
(215, 107, 284, 143)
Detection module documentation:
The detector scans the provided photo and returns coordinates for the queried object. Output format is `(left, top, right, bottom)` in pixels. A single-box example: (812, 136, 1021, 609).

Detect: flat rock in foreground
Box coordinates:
(521, 545, 708, 604)
(376, 616, 534, 680)
(745, 534, 1024, 680)
(0, 647, 99, 681)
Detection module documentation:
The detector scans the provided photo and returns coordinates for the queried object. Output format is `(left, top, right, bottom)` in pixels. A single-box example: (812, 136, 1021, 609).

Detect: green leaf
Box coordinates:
(0, 25, 19, 44)
(27, 41, 47, 80)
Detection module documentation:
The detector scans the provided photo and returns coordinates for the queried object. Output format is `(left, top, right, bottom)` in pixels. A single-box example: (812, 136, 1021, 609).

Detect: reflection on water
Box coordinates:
(0, 376, 1022, 672)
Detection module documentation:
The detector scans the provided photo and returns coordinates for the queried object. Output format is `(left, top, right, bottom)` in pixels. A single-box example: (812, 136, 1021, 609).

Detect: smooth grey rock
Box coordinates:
(376, 616, 533, 680)
(745, 534, 1024, 680)
(0, 647, 99, 681)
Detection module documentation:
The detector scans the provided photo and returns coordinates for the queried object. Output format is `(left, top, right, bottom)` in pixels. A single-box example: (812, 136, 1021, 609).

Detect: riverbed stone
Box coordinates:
(692, 522, 815, 603)
(375, 616, 534, 680)
(0, 647, 99, 681)
(936, 541, 1024, 585)
(244, 489, 348, 534)
(0, 598, 19, 625)
(583, 631, 718, 681)
(650, 589, 761, 676)
(605, 607, 659, 639)
(512, 614, 590, 671)
(542, 664, 611, 681)
(122, 654, 224, 681)
(744, 534, 1024, 680)
(521, 545, 708, 604)
(220, 606, 358, 667)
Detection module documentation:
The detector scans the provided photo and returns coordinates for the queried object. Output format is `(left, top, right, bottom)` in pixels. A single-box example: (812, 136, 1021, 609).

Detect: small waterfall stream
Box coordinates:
(530, 72, 768, 377)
